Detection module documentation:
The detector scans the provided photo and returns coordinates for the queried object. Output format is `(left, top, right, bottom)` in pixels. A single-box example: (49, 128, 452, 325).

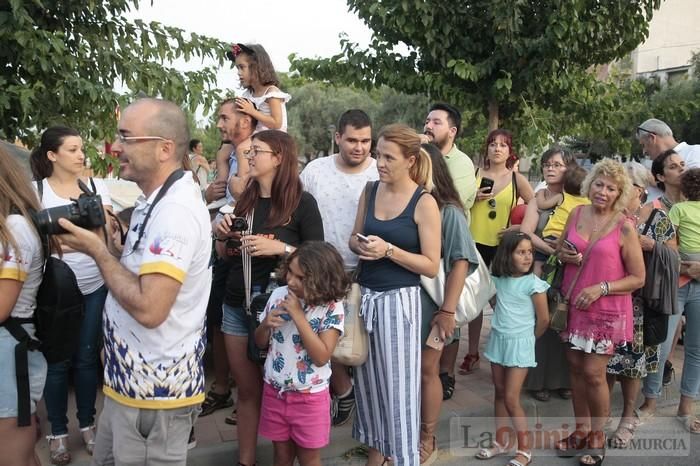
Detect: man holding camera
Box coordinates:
(58, 98, 212, 466)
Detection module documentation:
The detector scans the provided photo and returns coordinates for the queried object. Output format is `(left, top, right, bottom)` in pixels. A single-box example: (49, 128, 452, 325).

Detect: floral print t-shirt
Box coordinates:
(260, 286, 344, 394)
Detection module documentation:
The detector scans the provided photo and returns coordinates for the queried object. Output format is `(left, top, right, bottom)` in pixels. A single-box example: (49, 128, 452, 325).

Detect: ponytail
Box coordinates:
(410, 148, 434, 192)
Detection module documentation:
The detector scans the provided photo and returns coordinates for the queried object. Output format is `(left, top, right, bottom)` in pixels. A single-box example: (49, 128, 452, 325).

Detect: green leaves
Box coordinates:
(1, 0, 228, 171)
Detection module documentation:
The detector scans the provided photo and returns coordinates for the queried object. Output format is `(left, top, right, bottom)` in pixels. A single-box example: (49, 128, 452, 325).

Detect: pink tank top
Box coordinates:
(561, 208, 633, 344)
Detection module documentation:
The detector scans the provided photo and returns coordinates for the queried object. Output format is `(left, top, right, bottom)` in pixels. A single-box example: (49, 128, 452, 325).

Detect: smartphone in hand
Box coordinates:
(563, 239, 578, 253)
(356, 233, 370, 243)
(479, 177, 495, 194)
(426, 325, 445, 351)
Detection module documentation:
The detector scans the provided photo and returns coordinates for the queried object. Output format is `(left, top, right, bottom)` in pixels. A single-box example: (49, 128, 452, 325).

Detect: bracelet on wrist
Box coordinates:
(438, 308, 456, 315)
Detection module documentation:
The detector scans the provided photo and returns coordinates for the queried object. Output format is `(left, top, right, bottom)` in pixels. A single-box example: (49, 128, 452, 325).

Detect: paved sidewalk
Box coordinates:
(36, 313, 696, 465)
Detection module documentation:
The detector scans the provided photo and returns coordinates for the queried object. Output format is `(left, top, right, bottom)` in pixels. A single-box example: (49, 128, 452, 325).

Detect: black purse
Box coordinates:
(640, 209, 670, 346)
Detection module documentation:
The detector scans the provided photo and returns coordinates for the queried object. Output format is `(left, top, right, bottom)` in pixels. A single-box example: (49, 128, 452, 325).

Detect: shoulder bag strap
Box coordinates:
(89, 177, 96, 193)
(563, 212, 620, 301)
(507, 171, 518, 226)
(641, 208, 659, 237)
(352, 181, 375, 280)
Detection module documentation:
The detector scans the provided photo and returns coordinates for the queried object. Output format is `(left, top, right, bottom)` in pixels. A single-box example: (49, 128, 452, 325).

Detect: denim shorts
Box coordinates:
(0, 325, 48, 418)
(221, 304, 250, 337)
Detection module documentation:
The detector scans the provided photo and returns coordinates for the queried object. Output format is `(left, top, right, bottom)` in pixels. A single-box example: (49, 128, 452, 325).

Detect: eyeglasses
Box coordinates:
(488, 198, 497, 220)
(242, 147, 276, 158)
(636, 127, 656, 138)
(116, 134, 171, 144)
(542, 162, 566, 169)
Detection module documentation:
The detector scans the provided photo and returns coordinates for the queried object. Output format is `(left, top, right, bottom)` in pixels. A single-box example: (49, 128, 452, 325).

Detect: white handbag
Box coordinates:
(331, 282, 369, 366)
(420, 251, 495, 327)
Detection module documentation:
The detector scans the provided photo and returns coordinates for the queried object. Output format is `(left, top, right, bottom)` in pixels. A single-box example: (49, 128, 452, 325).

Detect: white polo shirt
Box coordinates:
(674, 142, 700, 169)
(102, 171, 212, 409)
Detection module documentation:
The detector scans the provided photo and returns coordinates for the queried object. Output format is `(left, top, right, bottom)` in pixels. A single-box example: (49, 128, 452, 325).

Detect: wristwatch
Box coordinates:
(384, 242, 394, 258)
(283, 243, 293, 257)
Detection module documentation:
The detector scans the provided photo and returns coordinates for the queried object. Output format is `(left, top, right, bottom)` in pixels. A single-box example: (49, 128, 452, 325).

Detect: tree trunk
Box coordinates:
(488, 100, 499, 131)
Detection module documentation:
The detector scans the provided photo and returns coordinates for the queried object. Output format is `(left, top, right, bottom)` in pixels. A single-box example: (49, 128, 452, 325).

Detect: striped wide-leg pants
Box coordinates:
(352, 286, 421, 466)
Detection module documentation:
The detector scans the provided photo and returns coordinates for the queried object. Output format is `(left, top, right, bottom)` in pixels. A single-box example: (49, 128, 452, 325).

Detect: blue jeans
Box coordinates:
(44, 285, 107, 435)
(643, 280, 700, 399)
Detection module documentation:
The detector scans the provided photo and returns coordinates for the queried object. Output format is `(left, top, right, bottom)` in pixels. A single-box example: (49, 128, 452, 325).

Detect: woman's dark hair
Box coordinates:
(279, 241, 350, 307)
(30, 126, 81, 180)
(234, 130, 302, 228)
(422, 143, 463, 210)
(680, 168, 700, 201)
(491, 231, 534, 277)
(651, 149, 679, 191)
(540, 147, 577, 175)
(483, 129, 517, 170)
(238, 43, 280, 89)
(189, 139, 201, 152)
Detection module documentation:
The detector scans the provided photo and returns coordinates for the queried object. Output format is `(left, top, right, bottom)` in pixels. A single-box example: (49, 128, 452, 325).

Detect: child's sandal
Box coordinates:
(475, 440, 509, 459)
(507, 450, 532, 466)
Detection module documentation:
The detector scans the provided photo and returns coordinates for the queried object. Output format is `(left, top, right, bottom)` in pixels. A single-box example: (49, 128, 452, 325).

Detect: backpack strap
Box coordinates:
(37, 178, 44, 201)
(0, 317, 40, 427)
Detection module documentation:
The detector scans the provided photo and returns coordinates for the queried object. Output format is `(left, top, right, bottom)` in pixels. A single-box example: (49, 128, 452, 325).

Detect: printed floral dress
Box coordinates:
(607, 208, 675, 378)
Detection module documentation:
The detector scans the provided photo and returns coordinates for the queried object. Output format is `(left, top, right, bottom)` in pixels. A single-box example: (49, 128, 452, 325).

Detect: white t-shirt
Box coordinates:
(260, 286, 344, 394)
(0, 215, 43, 319)
(300, 155, 379, 268)
(674, 142, 700, 169)
(35, 178, 112, 295)
(102, 171, 212, 409)
(241, 87, 291, 133)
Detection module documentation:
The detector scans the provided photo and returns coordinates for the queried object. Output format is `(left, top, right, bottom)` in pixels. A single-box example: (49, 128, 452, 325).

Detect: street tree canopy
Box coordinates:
(291, 0, 661, 132)
(1, 0, 227, 145)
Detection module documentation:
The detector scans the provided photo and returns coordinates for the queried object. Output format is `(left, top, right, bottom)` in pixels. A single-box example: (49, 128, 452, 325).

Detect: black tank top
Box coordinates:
(358, 182, 425, 291)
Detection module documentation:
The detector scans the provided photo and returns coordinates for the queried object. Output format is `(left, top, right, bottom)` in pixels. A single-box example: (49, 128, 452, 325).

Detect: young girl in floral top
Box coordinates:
(254, 241, 348, 465)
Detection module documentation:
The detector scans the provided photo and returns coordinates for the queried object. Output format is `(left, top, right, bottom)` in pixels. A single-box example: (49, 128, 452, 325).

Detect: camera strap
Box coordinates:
(130, 169, 185, 252)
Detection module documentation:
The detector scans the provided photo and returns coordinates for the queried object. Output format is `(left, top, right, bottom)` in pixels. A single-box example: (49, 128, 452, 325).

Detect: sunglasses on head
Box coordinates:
(636, 126, 656, 138)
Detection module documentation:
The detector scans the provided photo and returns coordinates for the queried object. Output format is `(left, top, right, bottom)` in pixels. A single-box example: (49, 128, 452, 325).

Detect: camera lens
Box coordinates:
(32, 204, 80, 235)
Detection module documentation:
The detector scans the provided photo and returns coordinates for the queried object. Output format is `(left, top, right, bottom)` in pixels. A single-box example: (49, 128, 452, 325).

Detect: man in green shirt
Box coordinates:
(422, 103, 477, 215)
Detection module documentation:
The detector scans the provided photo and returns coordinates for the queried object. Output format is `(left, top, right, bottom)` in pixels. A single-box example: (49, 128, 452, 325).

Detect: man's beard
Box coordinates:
(426, 132, 450, 151)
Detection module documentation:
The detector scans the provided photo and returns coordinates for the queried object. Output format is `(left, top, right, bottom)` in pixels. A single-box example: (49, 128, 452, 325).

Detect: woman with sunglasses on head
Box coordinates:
(215, 130, 323, 466)
(604, 161, 677, 448)
(459, 129, 533, 376)
(30, 126, 112, 465)
(554, 159, 645, 466)
(0, 151, 47, 466)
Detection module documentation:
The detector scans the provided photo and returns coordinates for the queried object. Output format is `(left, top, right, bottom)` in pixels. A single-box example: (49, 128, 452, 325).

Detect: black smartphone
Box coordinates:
(479, 177, 495, 194)
(563, 239, 578, 253)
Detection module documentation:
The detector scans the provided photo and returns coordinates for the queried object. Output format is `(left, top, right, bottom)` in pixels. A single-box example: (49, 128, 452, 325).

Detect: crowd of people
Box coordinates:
(2, 41, 700, 466)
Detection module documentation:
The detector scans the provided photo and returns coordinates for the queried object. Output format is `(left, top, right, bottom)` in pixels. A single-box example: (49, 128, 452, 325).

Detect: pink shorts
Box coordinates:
(258, 383, 331, 449)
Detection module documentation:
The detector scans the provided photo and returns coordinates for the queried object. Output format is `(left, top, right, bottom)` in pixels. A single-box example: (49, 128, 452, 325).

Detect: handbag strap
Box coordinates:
(352, 181, 376, 281)
(641, 208, 659, 237)
(242, 209, 255, 313)
(562, 209, 620, 300)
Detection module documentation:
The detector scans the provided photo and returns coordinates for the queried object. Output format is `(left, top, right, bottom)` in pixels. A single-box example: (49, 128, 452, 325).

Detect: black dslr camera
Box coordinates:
(33, 180, 106, 235)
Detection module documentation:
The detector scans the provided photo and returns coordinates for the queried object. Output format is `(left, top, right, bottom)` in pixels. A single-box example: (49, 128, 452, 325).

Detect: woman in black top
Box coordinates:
(216, 130, 323, 466)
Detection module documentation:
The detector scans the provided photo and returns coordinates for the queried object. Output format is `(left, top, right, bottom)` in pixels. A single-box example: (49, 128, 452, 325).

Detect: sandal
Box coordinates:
(419, 436, 438, 465)
(676, 414, 700, 434)
(579, 432, 606, 466)
(439, 372, 455, 400)
(47, 434, 71, 466)
(532, 389, 550, 402)
(558, 388, 573, 399)
(459, 353, 480, 375)
(633, 408, 654, 427)
(80, 425, 97, 455)
(475, 440, 509, 459)
(225, 408, 238, 425)
(556, 431, 588, 457)
(610, 421, 635, 448)
(507, 450, 532, 466)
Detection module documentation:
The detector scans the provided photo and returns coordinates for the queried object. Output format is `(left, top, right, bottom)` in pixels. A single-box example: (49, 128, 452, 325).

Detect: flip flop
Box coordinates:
(676, 414, 700, 434)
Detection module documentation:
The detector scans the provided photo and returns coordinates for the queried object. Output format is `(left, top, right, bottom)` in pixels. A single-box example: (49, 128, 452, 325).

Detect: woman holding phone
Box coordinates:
(459, 129, 533, 375)
(349, 125, 441, 465)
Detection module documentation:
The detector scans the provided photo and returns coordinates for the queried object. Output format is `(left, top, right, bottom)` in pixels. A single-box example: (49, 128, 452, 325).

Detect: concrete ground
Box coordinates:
(35, 313, 697, 465)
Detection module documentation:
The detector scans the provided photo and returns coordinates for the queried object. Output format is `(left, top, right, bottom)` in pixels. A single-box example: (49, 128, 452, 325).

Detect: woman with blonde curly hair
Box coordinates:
(554, 159, 645, 466)
(349, 124, 441, 465)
